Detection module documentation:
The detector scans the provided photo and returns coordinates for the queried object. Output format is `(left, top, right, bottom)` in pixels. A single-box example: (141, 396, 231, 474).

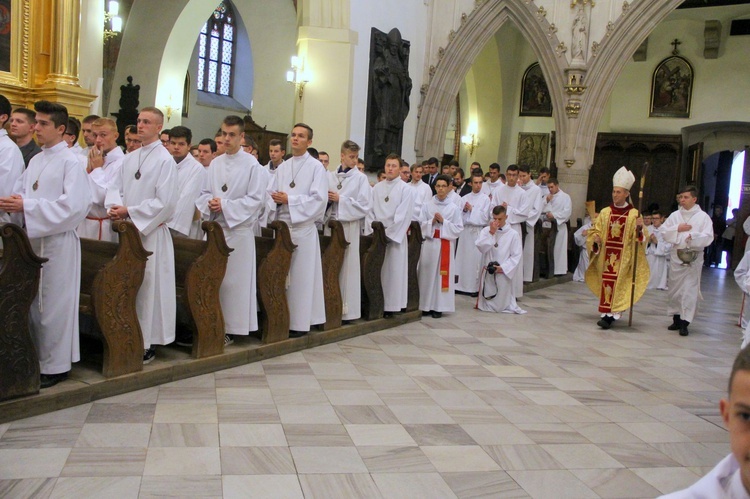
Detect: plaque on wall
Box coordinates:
(649, 56, 693, 118)
(517, 132, 549, 174)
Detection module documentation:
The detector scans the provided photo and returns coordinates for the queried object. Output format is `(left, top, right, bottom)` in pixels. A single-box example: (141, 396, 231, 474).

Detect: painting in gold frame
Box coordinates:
(0, 0, 29, 90)
(516, 132, 549, 174)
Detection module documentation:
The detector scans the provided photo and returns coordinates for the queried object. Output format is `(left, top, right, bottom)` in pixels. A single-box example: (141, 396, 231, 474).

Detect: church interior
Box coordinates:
(1, 0, 750, 496)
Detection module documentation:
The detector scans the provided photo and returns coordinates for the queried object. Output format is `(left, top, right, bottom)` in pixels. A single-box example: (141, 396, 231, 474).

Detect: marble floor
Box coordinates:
(0, 268, 742, 498)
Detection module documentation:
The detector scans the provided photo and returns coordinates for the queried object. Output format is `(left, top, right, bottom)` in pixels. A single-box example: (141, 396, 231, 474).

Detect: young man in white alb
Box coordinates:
(455, 172, 491, 297)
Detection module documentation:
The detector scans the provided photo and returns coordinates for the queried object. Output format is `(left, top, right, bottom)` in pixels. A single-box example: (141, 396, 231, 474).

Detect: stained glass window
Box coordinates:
(197, 1, 235, 96)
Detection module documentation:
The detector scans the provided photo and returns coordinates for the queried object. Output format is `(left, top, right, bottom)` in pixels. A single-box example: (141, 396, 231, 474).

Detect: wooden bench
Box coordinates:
(319, 220, 348, 330)
(256, 221, 295, 343)
(80, 221, 150, 378)
(0, 223, 47, 401)
(173, 221, 232, 358)
(406, 221, 424, 312)
(360, 221, 387, 320)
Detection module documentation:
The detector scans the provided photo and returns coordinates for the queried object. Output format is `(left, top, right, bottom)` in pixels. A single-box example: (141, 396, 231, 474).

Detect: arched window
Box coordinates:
(197, 1, 235, 96)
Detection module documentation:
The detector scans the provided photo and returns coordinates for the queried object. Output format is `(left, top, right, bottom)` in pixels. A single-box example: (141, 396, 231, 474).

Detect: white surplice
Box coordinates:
(371, 178, 415, 312)
(735, 252, 750, 347)
(661, 205, 714, 323)
(0, 129, 25, 227)
(520, 180, 544, 282)
(646, 225, 671, 290)
(326, 166, 372, 321)
(78, 146, 125, 242)
(455, 191, 491, 294)
(572, 221, 592, 282)
(480, 179, 504, 204)
(196, 150, 265, 334)
(105, 140, 178, 348)
(407, 180, 432, 222)
(476, 225, 526, 314)
(13, 142, 92, 374)
(659, 454, 748, 498)
(168, 154, 206, 238)
(542, 189, 572, 276)
(744, 217, 750, 252)
(491, 183, 530, 297)
(418, 196, 463, 313)
(269, 152, 328, 331)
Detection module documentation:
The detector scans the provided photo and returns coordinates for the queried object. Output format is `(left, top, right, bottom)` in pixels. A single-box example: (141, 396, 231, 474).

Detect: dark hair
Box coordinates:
(161, 129, 171, 136)
(471, 171, 484, 181)
(223, 115, 244, 129)
(377, 169, 386, 177)
(66, 117, 81, 140)
(269, 138, 284, 149)
(427, 157, 439, 166)
(125, 124, 137, 135)
(12, 107, 36, 124)
(319, 150, 329, 157)
(168, 125, 192, 144)
(729, 347, 750, 394)
(679, 185, 698, 198)
(0, 94, 11, 122)
(518, 164, 531, 174)
(489, 163, 501, 172)
(341, 140, 360, 153)
(471, 161, 481, 168)
(293, 122, 314, 140)
(34, 101, 69, 128)
(82, 114, 100, 124)
(454, 168, 465, 179)
(547, 177, 559, 186)
(539, 166, 550, 174)
(198, 138, 217, 153)
(307, 147, 319, 159)
(506, 164, 519, 173)
(358, 157, 365, 165)
(448, 159, 459, 167)
(499, 173, 506, 181)
(492, 205, 507, 215)
(385, 153, 401, 163)
(435, 174, 453, 186)
(244, 136, 258, 149)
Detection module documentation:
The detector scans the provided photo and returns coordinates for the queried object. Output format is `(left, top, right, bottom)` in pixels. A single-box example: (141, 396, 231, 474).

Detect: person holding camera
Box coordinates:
(476, 205, 526, 314)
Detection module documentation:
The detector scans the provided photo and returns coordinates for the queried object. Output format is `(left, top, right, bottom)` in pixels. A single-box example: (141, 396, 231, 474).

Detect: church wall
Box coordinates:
(349, 0, 429, 164)
(599, 6, 750, 135)
(79, 0, 104, 115)
(108, 0, 297, 142)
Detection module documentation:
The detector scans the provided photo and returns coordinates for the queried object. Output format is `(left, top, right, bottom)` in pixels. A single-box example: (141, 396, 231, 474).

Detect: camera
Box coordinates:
(486, 261, 500, 274)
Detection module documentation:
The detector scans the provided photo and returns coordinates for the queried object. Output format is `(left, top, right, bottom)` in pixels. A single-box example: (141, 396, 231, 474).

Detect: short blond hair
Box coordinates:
(92, 117, 117, 133)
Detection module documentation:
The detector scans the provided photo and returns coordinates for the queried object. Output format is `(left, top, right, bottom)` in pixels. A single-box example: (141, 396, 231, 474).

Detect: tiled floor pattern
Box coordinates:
(0, 269, 742, 498)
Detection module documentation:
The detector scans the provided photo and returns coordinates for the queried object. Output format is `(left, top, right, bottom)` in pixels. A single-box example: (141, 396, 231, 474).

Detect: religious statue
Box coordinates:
(365, 28, 412, 171)
(571, 5, 589, 63)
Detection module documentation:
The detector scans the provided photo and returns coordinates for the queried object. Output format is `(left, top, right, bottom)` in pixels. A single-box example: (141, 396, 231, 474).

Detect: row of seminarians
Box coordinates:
(0, 99, 538, 389)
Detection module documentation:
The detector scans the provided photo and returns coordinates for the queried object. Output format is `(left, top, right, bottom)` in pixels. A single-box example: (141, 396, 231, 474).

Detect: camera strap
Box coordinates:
(482, 266, 499, 300)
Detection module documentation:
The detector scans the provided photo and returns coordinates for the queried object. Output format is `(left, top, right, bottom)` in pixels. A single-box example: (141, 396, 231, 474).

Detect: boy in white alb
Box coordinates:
(455, 172, 491, 296)
(646, 211, 671, 290)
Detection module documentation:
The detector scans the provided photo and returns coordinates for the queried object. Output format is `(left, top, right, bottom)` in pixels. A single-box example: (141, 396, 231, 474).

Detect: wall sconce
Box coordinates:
(286, 55, 310, 102)
(461, 133, 478, 156)
(104, 1, 123, 42)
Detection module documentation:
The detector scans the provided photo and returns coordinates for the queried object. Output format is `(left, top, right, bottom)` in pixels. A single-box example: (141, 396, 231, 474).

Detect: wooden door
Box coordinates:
(688, 142, 703, 186)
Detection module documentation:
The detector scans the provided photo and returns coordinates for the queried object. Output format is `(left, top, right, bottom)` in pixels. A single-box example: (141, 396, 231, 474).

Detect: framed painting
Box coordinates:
(520, 62, 552, 117)
(517, 132, 549, 173)
(0, 0, 30, 89)
(649, 55, 693, 118)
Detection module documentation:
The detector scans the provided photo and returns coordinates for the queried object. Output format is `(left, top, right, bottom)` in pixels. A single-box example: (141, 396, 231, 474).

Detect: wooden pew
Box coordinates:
(319, 220, 348, 330)
(406, 221, 424, 312)
(360, 221, 387, 320)
(0, 223, 46, 401)
(80, 221, 150, 378)
(256, 221, 295, 343)
(173, 221, 232, 359)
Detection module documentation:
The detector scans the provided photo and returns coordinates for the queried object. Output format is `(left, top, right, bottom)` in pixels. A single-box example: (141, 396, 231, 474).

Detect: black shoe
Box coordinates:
(597, 316, 614, 329)
(679, 320, 690, 337)
(667, 315, 682, 331)
(288, 330, 308, 338)
(383, 312, 394, 318)
(40, 372, 68, 389)
(143, 348, 156, 364)
(431, 311, 443, 319)
(421, 311, 431, 316)
(175, 334, 193, 347)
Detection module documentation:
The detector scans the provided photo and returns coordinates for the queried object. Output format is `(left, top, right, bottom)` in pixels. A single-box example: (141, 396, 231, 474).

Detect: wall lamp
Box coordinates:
(461, 133, 479, 156)
(286, 56, 310, 101)
(104, 1, 123, 42)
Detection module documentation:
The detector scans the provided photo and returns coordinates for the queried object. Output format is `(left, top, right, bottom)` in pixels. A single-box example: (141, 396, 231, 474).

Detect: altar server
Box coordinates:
(455, 172, 491, 296)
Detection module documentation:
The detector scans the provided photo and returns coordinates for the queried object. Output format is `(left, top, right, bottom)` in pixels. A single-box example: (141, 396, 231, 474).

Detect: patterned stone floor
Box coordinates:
(0, 268, 742, 498)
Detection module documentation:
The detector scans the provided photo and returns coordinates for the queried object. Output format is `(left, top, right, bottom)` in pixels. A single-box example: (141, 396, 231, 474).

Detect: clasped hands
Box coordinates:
(0, 195, 23, 213)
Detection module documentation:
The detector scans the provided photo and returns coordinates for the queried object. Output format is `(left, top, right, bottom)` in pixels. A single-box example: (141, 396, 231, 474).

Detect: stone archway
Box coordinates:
(416, 0, 687, 219)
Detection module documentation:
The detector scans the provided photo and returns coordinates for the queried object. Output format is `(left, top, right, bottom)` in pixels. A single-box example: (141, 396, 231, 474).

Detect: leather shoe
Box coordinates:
(288, 330, 308, 338)
(40, 372, 68, 389)
(431, 311, 443, 319)
(383, 312, 394, 318)
(667, 315, 682, 331)
(679, 320, 690, 337)
(421, 311, 431, 316)
(597, 316, 614, 329)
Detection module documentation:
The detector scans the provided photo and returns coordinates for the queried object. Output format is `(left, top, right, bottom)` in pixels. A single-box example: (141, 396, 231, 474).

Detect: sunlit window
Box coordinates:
(197, 1, 235, 96)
